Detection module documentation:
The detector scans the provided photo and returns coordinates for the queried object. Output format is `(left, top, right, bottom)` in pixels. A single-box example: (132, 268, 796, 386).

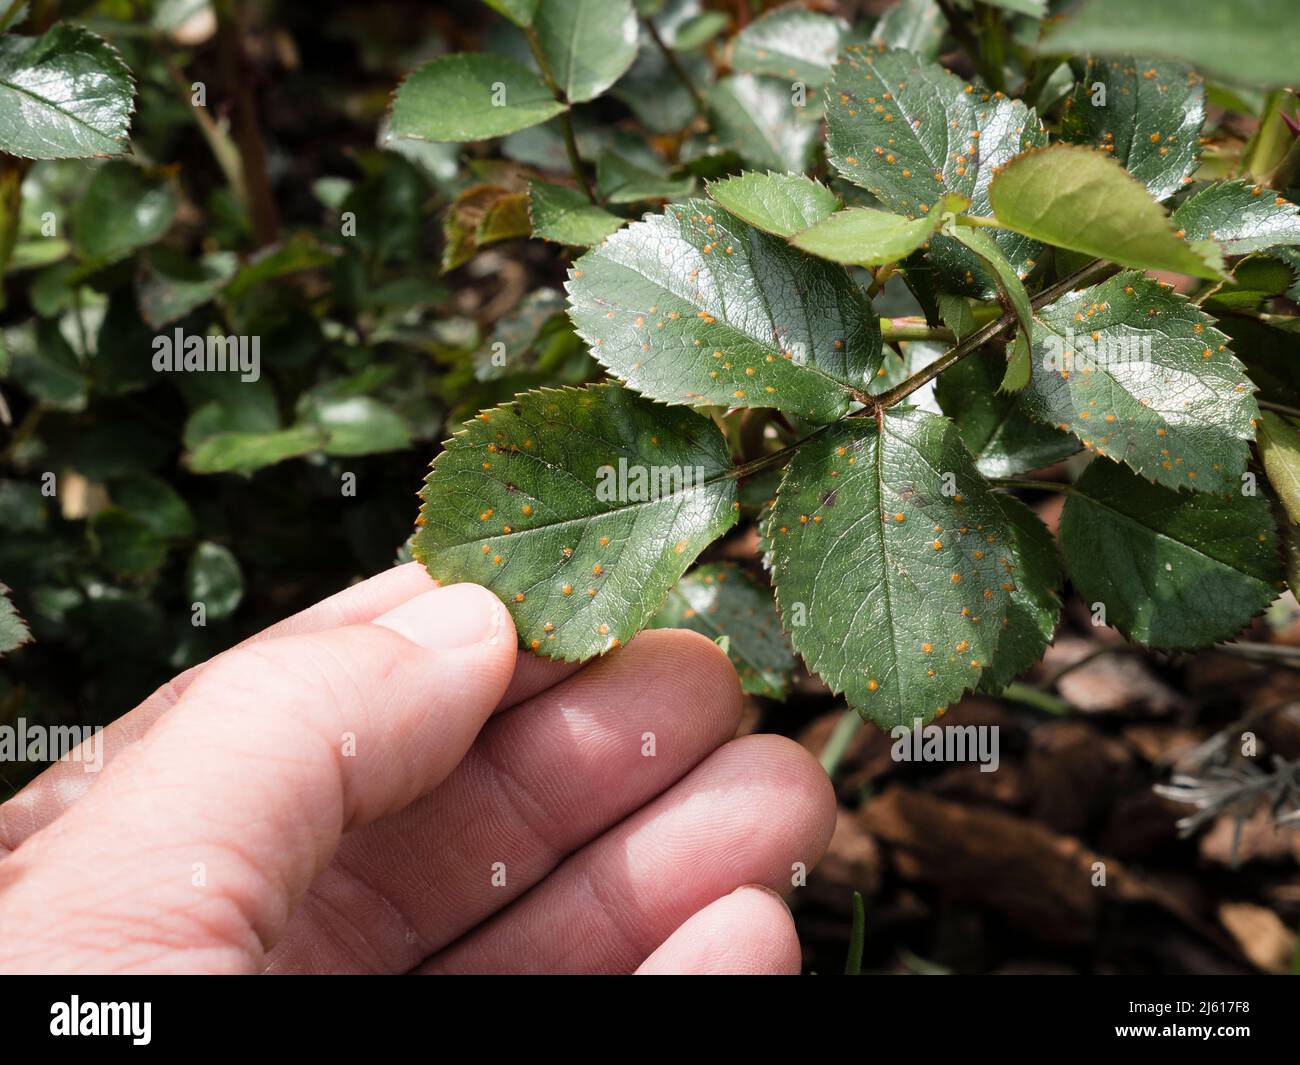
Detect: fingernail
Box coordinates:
(737, 883, 792, 914)
(373, 584, 505, 650)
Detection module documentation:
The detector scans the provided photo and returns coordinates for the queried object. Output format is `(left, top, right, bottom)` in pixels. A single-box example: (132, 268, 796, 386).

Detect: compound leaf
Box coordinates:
(566, 199, 883, 423)
(413, 383, 739, 660)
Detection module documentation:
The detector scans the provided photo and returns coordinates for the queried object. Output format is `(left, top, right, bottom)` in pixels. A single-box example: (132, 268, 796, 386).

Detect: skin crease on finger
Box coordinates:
(264, 627, 748, 973)
(0, 565, 579, 856)
(0, 572, 837, 975)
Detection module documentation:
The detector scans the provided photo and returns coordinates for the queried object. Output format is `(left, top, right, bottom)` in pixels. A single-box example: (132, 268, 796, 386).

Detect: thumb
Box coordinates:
(0, 583, 516, 974)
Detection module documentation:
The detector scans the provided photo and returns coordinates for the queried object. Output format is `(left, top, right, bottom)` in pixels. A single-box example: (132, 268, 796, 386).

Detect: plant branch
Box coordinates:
(992, 477, 1074, 495)
(1260, 399, 1300, 420)
(880, 318, 955, 343)
(954, 213, 1004, 229)
(216, 2, 279, 245)
(641, 15, 706, 117)
(155, 40, 247, 208)
(524, 26, 598, 204)
(868, 258, 1120, 411)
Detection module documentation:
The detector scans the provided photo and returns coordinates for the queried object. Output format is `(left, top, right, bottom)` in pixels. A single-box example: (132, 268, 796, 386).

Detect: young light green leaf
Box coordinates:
(390, 54, 567, 142)
(945, 223, 1033, 390)
(0, 585, 31, 656)
(708, 74, 820, 173)
(1040, 0, 1300, 90)
(528, 179, 625, 246)
(768, 408, 1019, 728)
(651, 562, 797, 697)
(533, 0, 639, 104)
(1020, 272, 1257, 494)
(934, 348, 1079, 477)
(0, 24, 135, 160)
(1060, 458, 1280, 648)
(187, 542, 244, 621)
(73, 161, 175, 262)
(706, 171, 840, 238)
(825, 47, 1048, 294)
(979, 495, 1059, 692)
(988, 145, 1224, 280)
(1257, 411, 1300, 525)
(1059, 58, 1204, 201)
(730, 5, 849, 88)
(790, 207, 937, 266)
(1172, 181, 1300, 256)
(413, 383, 739, 660)
(565, 199, 883, 423)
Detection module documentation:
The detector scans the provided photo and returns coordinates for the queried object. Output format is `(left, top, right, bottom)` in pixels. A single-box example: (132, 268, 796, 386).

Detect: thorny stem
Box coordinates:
(867, 258, 1120, 412)
(725, 434, 817, 482)
(524, 27, 598, 204)
(641, 16, 706, 117)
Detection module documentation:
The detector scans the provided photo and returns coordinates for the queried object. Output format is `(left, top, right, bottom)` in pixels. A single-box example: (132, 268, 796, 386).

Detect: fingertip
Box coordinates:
(636, 884, 802, 975)
(372, 582, 515, 654)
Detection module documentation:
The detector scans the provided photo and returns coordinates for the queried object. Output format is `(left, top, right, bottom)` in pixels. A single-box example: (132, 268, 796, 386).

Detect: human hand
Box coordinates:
(0, 565, 835, 974)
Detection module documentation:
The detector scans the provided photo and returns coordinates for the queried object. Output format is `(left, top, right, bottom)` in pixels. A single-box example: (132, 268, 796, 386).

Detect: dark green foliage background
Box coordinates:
(0, 0, 604, 794)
